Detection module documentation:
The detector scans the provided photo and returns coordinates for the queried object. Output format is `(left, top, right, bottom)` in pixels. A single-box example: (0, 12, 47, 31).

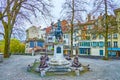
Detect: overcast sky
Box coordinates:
(17, 0, 120, 40)
(24, 0, 64, 29)
(0, 0, 64, 40)
(1, 0, 120, 30)
(0, 0, 120, 40)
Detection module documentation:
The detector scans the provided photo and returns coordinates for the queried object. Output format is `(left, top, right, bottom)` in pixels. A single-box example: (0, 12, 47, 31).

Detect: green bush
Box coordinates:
(0, 38, 25, 54)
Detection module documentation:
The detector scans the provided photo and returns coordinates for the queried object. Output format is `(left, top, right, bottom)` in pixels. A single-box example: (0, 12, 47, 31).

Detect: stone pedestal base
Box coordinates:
(49, 44, 71, 72)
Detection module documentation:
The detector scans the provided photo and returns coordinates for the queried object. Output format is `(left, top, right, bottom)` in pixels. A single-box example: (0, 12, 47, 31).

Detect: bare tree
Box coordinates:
(91, 0, 120, 59)
(62, 0, 88, 21)
(0, 0, 52, 58)
(62, 0, 88, 56)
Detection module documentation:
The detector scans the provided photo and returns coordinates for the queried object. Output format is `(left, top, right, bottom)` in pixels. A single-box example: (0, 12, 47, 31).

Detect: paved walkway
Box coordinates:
(0, 55, 120, 80)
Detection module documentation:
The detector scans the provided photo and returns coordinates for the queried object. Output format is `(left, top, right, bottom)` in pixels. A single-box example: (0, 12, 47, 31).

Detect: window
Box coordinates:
(99, 42, 104, 47)
(66, 35, 68, 38)
(99, 50, 103, 56)
(108, 52, 116, 57)
(79, 42, 81, 46)
(80, 48, 86, 54)
(79, 42, 91, 46)
(108, 41, 111, 47)
(92, 42, 98, 47)
(113, 33, 117, 39)
(48, 37, 52, 40)
(77, 37, 79, 41)
(82, 42, 84, 46)
(75, 37, 79, 41)
(99, 35, 103, 39)
(37, 41, 44, 47)
(79, 48, 90, 54)
(64, 34, 68, 38)
(64, 35, 65, 38)
(84, 42, 87, 46)
(75, 44, 76, 47)
(77, 43, 79, 46)
(114, 41, 118, 47)
(86, 42, 90, 46)
(92, 34, 96, 39)
(108, 35, 111, 39)
(63, 40, 66, 44)
(26, 44, 29, 48)
(87, 25, 91, 30)
(30, 41, 34, 48)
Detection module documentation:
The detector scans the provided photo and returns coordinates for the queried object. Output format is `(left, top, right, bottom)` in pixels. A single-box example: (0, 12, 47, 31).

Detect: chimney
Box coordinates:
(87, 14, 91, 21)
(100, 13, 102, 16)
(93, 16, 95, 20)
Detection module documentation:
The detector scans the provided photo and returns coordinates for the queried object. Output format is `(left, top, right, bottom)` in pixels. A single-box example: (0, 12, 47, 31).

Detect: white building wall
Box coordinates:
(27, 26, 46, 40)
(91, 47, 105, 56)
(25, 42, 32, 53)
(63, 33, 71, 46)
(38, 30, 46, 39)
(116, 10, 120, 48)
(68, 33, 71, 45)
(90, 35, 105, 56)
(73, 9, 120, 57)
(107, 34, 118, 48)
(118, 34, 120, 48)
(25, 26, 46, 53)
(27, 26, 38, 39)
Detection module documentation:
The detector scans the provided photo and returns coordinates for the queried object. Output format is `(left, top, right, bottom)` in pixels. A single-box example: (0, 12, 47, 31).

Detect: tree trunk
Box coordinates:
(104, 0, 108, 59)
(70, 0, 75, 56)
(71, 23, 73, 56)
(4, 27, 10, 58)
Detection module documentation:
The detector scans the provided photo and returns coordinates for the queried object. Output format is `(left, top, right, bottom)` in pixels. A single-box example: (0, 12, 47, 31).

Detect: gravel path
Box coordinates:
(0, 55, 120, 80)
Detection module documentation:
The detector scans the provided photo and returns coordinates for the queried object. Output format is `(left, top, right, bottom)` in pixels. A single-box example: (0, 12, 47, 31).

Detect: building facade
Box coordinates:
(73, 8, 120, 57)
(25, 26, 45, 53)
(45, 20, 72, 54)
(25, 8, 120, 57)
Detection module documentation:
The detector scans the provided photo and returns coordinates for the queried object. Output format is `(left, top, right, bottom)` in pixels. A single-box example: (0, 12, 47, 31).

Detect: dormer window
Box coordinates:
(99, 35, 103, 39)
(92, 34, 96, 39)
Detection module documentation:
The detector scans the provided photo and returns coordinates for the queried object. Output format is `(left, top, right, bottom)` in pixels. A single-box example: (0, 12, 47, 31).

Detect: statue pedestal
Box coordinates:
(49, 44, 70, 72)
(53, 44, 64, 59)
